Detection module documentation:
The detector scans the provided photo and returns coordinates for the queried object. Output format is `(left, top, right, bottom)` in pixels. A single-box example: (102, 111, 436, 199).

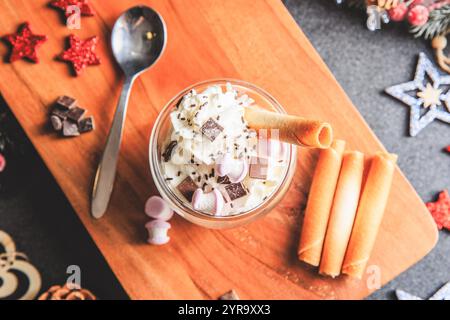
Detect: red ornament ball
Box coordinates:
(0, 153, 6, 173)
(408, 5, 429, 26)
(389, 3, 408, 21)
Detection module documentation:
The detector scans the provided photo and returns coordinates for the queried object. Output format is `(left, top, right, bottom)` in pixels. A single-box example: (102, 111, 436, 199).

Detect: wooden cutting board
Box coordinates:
(0, 0, 438, 299)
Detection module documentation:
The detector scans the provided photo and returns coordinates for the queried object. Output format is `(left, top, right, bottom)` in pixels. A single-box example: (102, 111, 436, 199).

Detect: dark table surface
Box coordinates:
(0, 0, 448, 300)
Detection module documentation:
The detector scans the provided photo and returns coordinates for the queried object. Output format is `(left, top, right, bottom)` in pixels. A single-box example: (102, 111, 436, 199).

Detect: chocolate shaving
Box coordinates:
(176, 97, 183, 109)
(162, 141, 178, 162)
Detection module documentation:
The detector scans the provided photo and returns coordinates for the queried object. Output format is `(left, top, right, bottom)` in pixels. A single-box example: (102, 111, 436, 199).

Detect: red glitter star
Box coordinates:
(3, 22, 48, 63)
(59, 34, 100, 76)
(426, 190, 450, 231)
(446, 146, 450, 153)
(50, 0, 95, 17)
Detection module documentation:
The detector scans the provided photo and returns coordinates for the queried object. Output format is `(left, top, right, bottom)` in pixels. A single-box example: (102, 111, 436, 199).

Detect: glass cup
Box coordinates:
(149, 79, 297, 229)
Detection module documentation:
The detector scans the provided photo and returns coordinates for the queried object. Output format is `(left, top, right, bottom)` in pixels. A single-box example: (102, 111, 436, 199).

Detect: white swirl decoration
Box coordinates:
(0, 230, 41, 300)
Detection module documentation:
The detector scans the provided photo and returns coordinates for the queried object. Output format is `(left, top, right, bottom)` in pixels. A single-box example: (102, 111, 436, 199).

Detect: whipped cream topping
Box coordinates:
(161, 83, 288, 216)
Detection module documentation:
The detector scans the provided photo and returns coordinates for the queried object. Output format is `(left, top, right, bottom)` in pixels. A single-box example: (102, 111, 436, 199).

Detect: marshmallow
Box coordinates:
(268, 139, 288, 161)
(216, 152, 234, 177)
(145, 196, 174, 221)
(216, 153, 248, 183)
(145, 220, 171, 245)
(192, 188, 225, 216)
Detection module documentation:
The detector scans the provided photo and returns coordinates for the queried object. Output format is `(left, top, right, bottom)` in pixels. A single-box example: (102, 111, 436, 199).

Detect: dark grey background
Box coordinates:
(0, 0, 448, 300)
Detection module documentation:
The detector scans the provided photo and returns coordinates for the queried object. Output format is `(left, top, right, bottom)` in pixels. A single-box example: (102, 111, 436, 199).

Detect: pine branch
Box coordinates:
(411, 4, 450, 39)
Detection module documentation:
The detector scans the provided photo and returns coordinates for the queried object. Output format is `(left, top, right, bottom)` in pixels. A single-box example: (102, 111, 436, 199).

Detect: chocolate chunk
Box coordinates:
(50, 115, 63, 131)
(219, 290, 240, 300)
(162, 141, 178, 162)
(56, 95, 77, 109)
(225, 183, 248, 201)
(62, 120, 80, 137)
(217, 175, 231, 184)
(201, 118, 224, 142)
(67, 106, 86, 122)
(52, 106, 69, 119)
(176, 176, 198, 202)
(249, 157, 269, 180)
(78, 116, 95, 133)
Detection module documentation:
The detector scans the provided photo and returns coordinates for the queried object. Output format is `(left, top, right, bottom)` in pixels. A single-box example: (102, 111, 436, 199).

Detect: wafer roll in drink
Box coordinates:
(319, 151, 365, 277)
(342, 152, 398, 279)
(244, 107, 333, 148)
(298, 139, 346, 266)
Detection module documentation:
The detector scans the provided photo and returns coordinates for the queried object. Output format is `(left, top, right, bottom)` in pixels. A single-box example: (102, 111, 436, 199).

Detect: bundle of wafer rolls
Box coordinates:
(244, 107, 333, 149)
(298, 139, 397, 279)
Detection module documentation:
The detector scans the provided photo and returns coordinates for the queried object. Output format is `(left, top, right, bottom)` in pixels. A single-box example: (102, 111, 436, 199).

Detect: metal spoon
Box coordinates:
(91, 6, 167, 219)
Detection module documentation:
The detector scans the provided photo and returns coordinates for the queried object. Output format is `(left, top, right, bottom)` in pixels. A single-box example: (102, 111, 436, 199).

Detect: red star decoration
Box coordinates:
(446, 145, 450, 153)
(426, 190, 450, 231)
(50, 0, 95, 17)
(59, 34, 100, 76)
(3, 22, 48, 63)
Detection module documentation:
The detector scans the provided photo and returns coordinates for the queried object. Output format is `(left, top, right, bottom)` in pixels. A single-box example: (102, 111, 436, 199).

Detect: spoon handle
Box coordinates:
(91, 76, 135, 219)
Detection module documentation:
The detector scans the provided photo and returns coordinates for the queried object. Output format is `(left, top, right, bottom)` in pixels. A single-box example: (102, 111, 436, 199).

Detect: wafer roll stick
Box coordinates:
(298, 139, 346, 266)
(244, 107, 333, 148)
(319, 151, 365, 277)
(342, 152, 398, 279)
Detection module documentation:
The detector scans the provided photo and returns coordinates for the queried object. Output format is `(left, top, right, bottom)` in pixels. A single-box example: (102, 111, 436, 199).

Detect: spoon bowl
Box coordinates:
(92, 6, 167, 219)
(111, 6, 167, 76)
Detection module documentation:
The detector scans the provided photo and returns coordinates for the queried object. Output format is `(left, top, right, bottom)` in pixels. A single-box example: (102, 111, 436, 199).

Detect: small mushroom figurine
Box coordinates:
(192, 188, 225, 216)
(216, 153, 248, 183)
(145, 220, 171, 245)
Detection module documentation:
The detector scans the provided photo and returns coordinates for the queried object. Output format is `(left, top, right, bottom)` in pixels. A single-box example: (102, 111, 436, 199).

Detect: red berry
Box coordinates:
(408, 5, 429, 26)
(410, 0, 424, 6)
(389, 3, 408, 21)
(0, 153, 6, 172)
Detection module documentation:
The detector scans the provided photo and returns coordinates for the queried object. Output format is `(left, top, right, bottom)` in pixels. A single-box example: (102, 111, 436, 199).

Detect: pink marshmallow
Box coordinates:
(192, 188, 225, 216)
(216, 152, 234, 177)
(145, 196, 174, 221)
(216, 153, 248, 183)
(268, 139, 288, 160)
(228, 158, 248, 183)
(145, 220, 171, 245)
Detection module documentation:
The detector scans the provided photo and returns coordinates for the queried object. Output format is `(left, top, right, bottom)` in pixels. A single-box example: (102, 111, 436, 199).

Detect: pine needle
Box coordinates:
(411, 5, 450, 39)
